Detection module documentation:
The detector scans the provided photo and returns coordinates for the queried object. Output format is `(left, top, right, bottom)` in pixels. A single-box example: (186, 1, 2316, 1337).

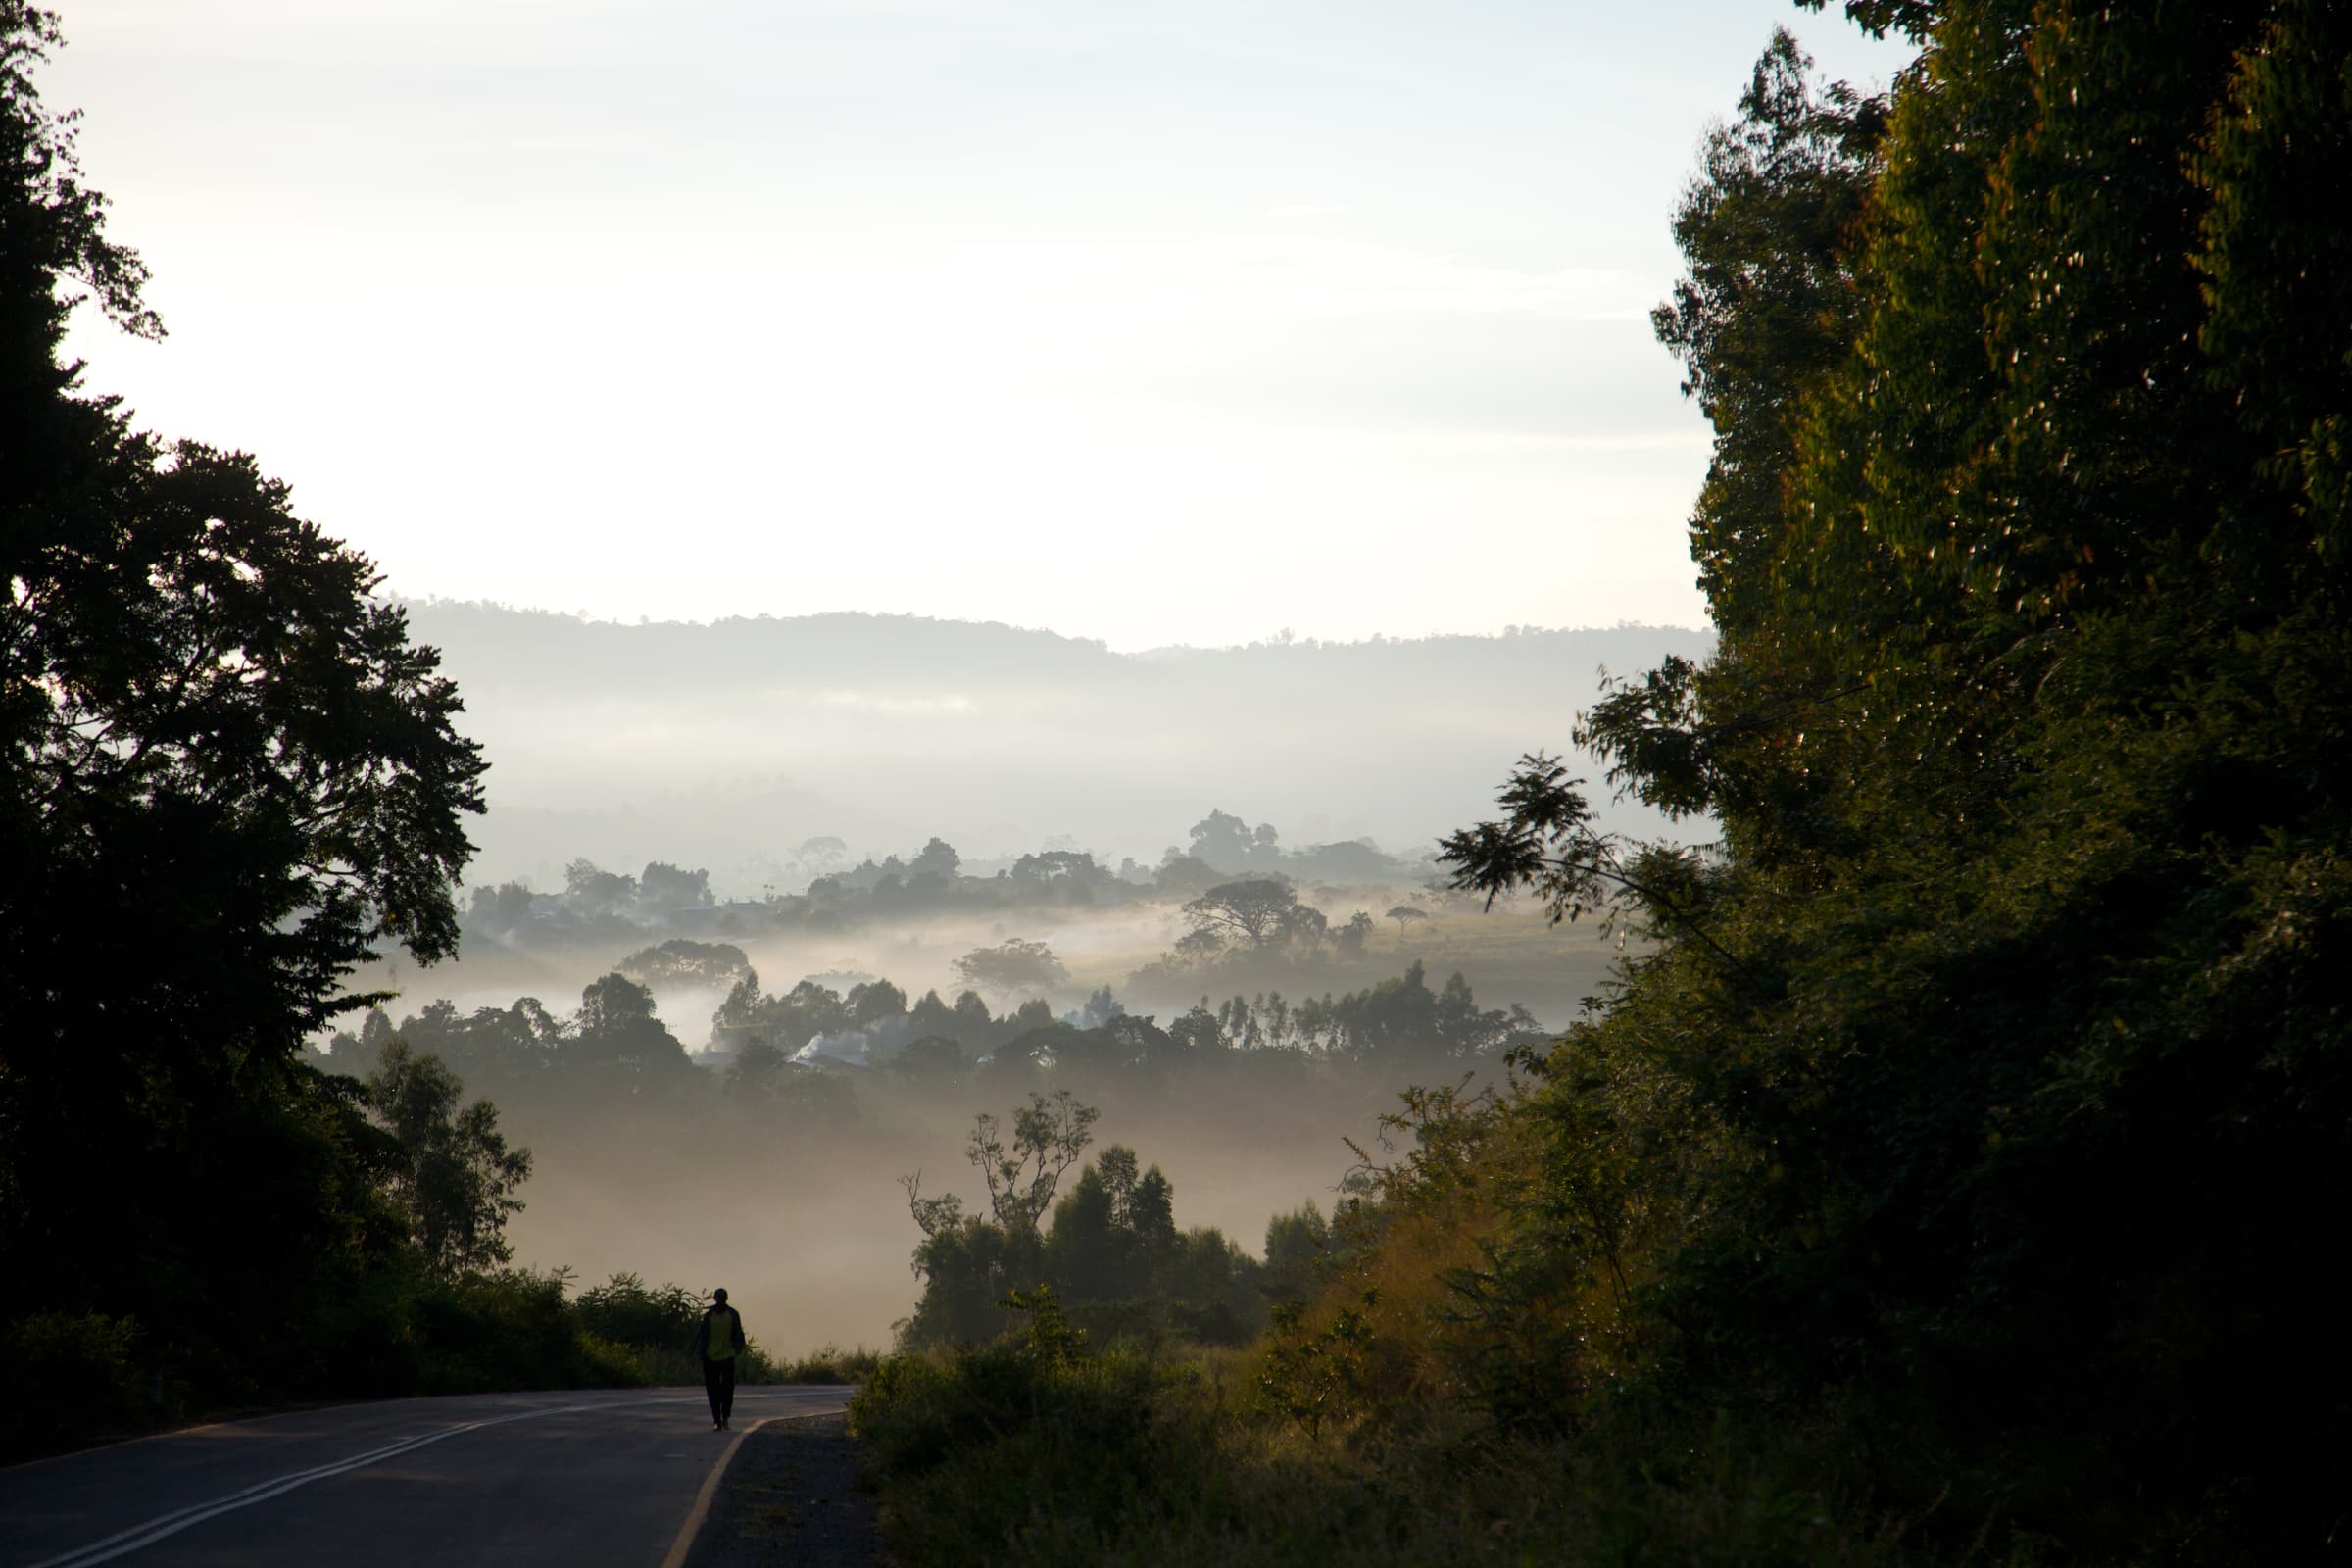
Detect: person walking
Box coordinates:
(689, 1287, 746, 1430)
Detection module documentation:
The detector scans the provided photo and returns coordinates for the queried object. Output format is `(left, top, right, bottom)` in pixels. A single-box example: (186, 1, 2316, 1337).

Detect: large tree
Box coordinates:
(0, 0, 487, 1394)
(952, 937, 1067, 999)
(1181, 878, 1324, 950)
(1446, 4, 2352, 1550)
(367, 1043, 532, 1277)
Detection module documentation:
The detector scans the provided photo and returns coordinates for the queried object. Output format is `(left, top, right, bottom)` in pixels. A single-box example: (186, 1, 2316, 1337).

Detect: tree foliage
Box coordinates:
(1431, 10, 2352, 1554)
(1181, 878, 1324, 950)
(367, 1043, 532, 1276)
(951, 937, 1066, 999)
(898, 1114, 1268, 1350)
(0, 4, 494, 1446)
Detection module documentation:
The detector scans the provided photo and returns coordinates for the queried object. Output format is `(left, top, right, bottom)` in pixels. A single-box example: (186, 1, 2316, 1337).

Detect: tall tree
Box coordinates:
(0, 0, 488, 1411)
(1451, 4, 2352, 1548)
(367, 1044, 532, 1276)
(1182, 879, 1321, 949)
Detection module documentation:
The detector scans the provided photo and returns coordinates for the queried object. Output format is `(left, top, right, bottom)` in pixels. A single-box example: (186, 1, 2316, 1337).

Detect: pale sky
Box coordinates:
(50, 1, 1909, 651)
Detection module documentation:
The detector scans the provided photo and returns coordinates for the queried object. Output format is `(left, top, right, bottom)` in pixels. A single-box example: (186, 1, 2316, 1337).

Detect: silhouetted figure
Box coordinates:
(690, 1288, 746, 1429)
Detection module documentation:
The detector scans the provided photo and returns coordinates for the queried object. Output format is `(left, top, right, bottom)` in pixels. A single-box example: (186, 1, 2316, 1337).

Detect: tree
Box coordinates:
(466, 880, 535, 932)
(952, 938, 1067, 999)
(951, 988, 994, 1041)
(1385, 906, 1428, 944)
(1075, 985, 1124, 1029)
(1171, 928, 1226, 965)
(1261, 1200, 1331, 1307)
(1442, 8, 2352, 1550)
(571, 973, 688, 1075)
(616, 938, 751, 990)
(845, 977, 908, 1029)
(366, 1043, 532, 1276)
(1332, 910, 1375, 956)
(964, 1089, 1100, 1231)
(907, 836, 960, 881)
(795, 835, 850, 873)
(0, 0, 487, 1383)
(906, 987, 956, 1038)
(1043, 1144, 1182, 1304)
(724, 1037, 791, 1092)
(1008, 850, 1104, 895)
(562, 859, 637, 916)
(1647, 25, 1883, 652)
(1187, 808, 1254, 868)
(890, 1036, 968, 1088)
(636, 861, 712, 910)
(1182, 879, 1319, 949)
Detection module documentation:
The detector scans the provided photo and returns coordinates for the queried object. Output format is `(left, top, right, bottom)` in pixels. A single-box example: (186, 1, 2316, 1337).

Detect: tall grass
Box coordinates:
(848, 1298, 1893, 1567)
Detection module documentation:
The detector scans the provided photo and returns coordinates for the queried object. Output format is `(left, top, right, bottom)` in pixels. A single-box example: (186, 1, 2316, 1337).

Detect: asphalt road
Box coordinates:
(0, 1386, 855, 1568)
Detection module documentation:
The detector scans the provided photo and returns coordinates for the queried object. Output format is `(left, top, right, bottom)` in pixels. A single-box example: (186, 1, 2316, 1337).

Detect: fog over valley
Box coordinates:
(408, 601, 1712, 894)
(337, 633, 1661, 1348)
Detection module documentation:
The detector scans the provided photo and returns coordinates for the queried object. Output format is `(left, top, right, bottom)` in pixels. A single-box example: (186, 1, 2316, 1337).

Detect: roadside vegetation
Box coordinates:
(10, 1, 2346, 1555)
(849, 7, 2352, 1563)
(0, 5, 865, 1458)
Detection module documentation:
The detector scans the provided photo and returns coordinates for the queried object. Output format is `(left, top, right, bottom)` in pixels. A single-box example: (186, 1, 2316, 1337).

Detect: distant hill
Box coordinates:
(403, 602, 1713, 895)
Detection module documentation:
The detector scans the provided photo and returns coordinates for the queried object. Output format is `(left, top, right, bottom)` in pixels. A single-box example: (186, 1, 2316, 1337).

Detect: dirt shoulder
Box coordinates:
(689, 1412, 889, 1568)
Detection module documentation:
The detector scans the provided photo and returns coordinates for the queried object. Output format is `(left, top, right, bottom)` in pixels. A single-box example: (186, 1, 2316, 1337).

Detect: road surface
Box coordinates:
(0, 1386, 854, 1568)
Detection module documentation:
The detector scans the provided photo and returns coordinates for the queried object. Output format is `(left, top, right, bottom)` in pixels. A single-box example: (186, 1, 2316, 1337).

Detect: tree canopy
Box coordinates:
(0, 1, 491, 1443)
(1434, 7, 2352, 1552)
(951, 937, 1067, 999)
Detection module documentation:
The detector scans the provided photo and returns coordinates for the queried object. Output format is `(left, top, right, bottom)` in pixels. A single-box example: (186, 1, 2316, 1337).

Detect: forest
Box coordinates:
(4, 0, 2348, 1562)
(843, 4, 2352, 1563)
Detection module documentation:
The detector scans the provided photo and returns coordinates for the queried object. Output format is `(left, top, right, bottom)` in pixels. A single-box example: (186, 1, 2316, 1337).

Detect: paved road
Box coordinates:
(0, 1386, 854, 1568)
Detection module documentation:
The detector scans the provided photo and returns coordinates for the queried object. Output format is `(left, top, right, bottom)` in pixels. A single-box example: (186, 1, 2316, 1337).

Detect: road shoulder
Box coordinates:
(686, 1413, 887, 1568)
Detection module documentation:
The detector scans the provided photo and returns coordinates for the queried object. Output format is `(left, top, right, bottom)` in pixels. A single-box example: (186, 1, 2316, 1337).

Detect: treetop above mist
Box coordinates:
(459, 807, 1446, 952)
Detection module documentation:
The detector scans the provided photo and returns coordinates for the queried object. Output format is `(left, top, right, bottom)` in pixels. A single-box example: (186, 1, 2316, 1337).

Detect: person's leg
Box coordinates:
(703, 1357, 724, 1426)
(717, 1357, 736, 1424)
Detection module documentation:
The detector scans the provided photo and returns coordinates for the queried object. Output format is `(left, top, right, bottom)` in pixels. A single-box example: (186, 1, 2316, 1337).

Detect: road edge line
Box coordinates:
(660, 1408, 843, 1568)
(21, 1396, 690, 1568)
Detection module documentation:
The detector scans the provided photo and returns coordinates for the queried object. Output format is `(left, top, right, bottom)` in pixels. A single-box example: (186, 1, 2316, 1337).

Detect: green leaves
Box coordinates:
(1421, 7, 2352, 1549)
(1257, 1290, 1377, 1441)
(366, 1043, 531, 1277)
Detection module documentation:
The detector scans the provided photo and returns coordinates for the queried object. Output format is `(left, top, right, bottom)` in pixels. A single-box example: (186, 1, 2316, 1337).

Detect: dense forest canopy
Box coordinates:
(1423, 1, 2352, 1554)
(855, 5, 2352, 1562)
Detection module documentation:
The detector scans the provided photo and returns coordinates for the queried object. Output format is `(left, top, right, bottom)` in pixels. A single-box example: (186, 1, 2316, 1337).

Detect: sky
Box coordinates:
(49, 1, 1911, 651)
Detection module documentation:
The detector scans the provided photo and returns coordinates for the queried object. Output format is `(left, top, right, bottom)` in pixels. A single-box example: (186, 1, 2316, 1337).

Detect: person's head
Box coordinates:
(712, 1287, 728, 1305)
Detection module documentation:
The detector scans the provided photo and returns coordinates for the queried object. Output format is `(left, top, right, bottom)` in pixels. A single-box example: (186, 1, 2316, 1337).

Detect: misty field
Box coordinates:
(343, 889, 1624, 1351)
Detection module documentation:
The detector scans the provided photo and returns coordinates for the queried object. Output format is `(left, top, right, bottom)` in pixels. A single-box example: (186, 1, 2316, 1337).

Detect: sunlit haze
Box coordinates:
(50, 0, 1909, 649)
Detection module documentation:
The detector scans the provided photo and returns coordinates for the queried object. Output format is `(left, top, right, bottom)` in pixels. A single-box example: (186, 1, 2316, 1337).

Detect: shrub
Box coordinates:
(853, 1288, 1197, 1555)
(574, 1272, 701, 1349)
(0, 1312, 155, 1457)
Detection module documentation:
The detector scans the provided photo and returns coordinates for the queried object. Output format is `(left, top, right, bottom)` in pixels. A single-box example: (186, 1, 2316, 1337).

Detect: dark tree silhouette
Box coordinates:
(953, 938, 1067, 998)
(1182, 879, 1318, 949)
(0, 2, 490, 1432)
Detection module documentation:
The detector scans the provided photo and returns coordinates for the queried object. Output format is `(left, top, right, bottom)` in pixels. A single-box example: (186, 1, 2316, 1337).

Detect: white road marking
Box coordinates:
(24, 1396, 695, 1568)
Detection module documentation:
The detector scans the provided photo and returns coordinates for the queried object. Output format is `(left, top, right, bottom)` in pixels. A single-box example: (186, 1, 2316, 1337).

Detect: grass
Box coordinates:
(848, 1324, 1895, 1568)
(622, 1342, 883, 1387)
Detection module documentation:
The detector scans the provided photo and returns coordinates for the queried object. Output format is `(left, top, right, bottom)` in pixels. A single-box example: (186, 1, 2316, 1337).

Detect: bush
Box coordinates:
(775, 1344, 882, 1383)
(0, 1312, 156, 1458)
(574, 1272, 701, 1349)
(853, 1288, 1204, 1558)
(413, 1269, 642, 1393)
